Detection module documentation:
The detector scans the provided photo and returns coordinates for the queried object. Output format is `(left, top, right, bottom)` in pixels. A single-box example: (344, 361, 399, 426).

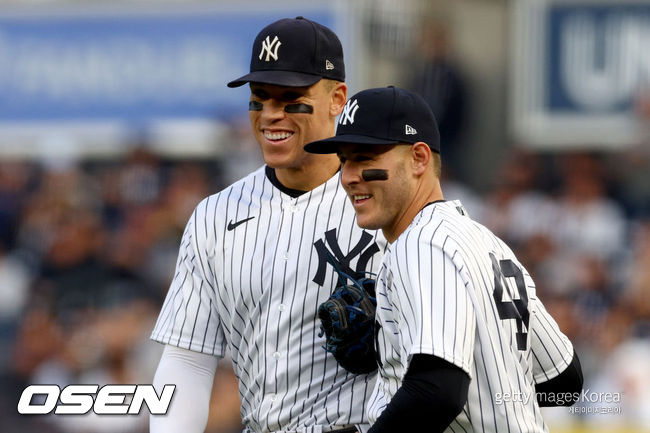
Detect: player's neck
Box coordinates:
(383, 179, 444, 243)
(274, 155, 340, 192)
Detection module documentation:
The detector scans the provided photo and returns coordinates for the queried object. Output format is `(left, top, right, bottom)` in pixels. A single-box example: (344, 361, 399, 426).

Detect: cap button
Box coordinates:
(296, 16, 304, 19)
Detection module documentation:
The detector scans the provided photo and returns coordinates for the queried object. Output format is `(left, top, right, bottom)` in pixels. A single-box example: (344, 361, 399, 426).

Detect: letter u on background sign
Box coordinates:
(510, 0, 650, 148)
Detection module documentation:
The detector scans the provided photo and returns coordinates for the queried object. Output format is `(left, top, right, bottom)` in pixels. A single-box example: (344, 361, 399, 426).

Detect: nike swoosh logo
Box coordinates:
(227, 216, 255, 231)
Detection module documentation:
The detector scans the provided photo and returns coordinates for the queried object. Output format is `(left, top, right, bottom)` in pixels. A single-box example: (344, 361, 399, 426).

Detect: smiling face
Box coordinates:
(339, 144, 413, 239)
(339, 142, 442, 242)
(248, 80, 346, 170)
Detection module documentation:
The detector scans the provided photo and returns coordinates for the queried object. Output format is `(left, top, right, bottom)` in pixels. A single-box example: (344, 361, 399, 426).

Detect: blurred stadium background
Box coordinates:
(0, 0, 649, 432)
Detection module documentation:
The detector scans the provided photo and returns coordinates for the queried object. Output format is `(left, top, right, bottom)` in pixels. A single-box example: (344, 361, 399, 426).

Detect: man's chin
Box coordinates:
(263, 156, 293, 169)
(355, 216, 382, 231)
(264, 154, 317, 171)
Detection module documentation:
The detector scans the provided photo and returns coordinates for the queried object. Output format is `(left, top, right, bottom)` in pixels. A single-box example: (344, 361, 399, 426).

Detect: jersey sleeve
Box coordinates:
(529, 296, 574, 384)
(392, 234, 476, 377)
(151, 200, 227, 357)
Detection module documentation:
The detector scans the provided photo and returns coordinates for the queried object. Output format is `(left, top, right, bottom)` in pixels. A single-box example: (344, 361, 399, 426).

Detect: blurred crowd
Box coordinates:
(0, 148, 246, 433)
(1, 140, 649, 432)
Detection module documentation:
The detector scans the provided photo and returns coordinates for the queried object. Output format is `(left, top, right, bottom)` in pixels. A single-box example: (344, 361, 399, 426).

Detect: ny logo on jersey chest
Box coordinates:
(312, 229, 380, 286)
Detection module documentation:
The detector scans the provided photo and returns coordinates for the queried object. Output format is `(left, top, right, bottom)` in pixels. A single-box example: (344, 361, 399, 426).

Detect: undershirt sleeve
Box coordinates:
(150, 344, 219, 433)
(368, 354, 470, 432)
(535, 348, 584, 407)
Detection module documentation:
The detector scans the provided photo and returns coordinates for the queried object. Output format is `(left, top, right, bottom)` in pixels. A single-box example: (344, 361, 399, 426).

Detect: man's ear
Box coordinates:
(411, 142, 432, 176)
(330, 82, 348, 117)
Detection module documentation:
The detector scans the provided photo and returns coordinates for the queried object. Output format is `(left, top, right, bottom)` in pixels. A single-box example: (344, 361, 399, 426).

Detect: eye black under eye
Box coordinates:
(284, 103, 313, 114)
(249, 100, 263, 111)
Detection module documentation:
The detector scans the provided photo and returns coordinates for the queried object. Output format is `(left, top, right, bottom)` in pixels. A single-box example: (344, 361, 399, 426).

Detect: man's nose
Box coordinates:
(261, 100, 287, 121)
(340, 160, 362, 188)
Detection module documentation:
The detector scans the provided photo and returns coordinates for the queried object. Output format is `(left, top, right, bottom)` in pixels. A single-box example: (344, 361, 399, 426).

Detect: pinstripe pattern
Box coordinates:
(368, 200, 573, 432)
(151, 166, 386, 432)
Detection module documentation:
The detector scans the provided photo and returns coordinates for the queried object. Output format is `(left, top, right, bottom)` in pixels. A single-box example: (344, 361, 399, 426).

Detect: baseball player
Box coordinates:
(305, 86, 583, 432)
(149, 18, 386, 433)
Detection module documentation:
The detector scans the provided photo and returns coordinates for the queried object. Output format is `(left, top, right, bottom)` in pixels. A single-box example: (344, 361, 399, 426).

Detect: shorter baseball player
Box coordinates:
(305, 87, 583, 432)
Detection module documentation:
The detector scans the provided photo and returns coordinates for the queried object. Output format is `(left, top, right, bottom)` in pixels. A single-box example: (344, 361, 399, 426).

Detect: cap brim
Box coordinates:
(304, 134, 400, 154)
(227, 70, 323, 88)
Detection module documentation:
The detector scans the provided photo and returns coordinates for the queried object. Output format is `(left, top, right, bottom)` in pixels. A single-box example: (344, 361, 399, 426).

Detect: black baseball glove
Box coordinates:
(317, 252, 378, 375)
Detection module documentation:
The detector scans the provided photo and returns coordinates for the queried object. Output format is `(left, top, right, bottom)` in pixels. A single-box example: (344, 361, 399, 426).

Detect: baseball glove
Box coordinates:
(317, 252, 378, 375)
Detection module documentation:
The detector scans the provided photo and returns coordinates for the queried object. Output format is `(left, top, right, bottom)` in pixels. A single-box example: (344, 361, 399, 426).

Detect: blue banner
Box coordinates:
(0, 5, 336, 123)
(547, 4, 650, 113)
(511, 0, 650, 148)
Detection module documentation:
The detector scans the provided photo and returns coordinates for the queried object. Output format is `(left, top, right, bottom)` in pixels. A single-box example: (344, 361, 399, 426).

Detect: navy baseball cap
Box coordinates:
(227, 16, 345, 88)
(305, 86, 440, 153)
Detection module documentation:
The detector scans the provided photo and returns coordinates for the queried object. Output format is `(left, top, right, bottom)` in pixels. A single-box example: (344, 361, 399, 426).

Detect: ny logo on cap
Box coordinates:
(339, 99, 359, 125)
(259, 35, 282, 61)
(405, 125, 417, 135)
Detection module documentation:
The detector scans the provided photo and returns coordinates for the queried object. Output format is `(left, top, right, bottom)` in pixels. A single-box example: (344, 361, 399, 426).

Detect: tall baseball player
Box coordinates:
(149, 18, 386, 433)
(305, 87, 583, 432)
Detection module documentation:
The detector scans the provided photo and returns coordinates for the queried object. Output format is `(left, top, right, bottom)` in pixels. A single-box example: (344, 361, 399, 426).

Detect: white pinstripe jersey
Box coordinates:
(151, 166, 386, 432)
(368, 200, 574, 432)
